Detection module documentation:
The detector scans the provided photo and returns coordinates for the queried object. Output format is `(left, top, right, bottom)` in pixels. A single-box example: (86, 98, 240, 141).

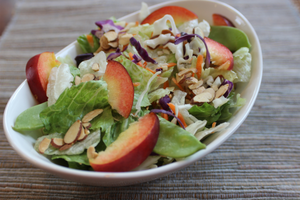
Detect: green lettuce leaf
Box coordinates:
(148, 88, 171, 103)
(153, 117, 206, 158)
(90, 107, 114, 132)
(52, 152, 90, 166)
(40, 80, 109, 134)
(77, 34, 100, 53)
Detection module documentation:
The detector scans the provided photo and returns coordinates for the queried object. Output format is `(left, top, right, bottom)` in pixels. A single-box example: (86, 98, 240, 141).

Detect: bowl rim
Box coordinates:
(3, 0, 263, 183)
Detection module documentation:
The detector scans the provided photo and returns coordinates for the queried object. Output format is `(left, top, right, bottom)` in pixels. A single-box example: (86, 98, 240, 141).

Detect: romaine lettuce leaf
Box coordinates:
(90, 107, 114, 132)
(103, 115, 136, 147)
(52, 152, 90, 166)
(40, 80, 109, 134)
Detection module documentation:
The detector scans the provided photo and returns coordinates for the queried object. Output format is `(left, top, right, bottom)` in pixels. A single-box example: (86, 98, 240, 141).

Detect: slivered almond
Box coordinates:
(38, 138, 51, 154)
(205, 88, 216, 99)
(215, 84, 229, 99)
(108, 41, 118, 48)
(104, 31, 118, 42)
(193, 92, 213, 103)
(82, 109, 103, 123)
(81, 73, 95, 82)
(100, 36, 110, 50)
(177, 68, 197, 77)
(186, 77, 198, 85)
(82, 122, 92, 129)
(59, 144, 73, 151)
(119, 33, 133, 45)
(84, 128, 90, 135)
(87, 146, 98, 159)
(51, 138, 65, 148)
(189, 80, 204, 90)
(64, 120, 82, 144)
(75, 76, 81, 85)
(192, 86, 206, 95)
(77, 127, 88, 142)
(92, 63, 100, 72)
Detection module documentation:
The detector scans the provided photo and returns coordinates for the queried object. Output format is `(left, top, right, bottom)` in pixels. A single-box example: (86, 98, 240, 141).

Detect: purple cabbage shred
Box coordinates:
(95, 19, 123, 33)
(150, 109, 186, 130)
(129, 37, 157, 64)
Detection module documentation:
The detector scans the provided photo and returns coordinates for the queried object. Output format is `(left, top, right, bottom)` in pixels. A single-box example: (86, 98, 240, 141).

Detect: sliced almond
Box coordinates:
(100, 36, 110, 50)
(189, 80, 204, 90)
(75, 76, 81, 86)
(104, 31, 118, 42)
(82, 109, 103, 123)
(51, 138, 65, 148)
(59, 144, 73, 151)
(215, 84, 229, 99)
(108, 41, 118, 48)
(186, 77, 198, 85)
(192, 86, 206, 95)
(205, 88, 216, 99)
(91, 63, 100, 72)
(77, 127, 88, 142)
(38, 138, 51, 154)
(119, 33, 133, 45)
(87, 146, 98, 159)
(81, 73, 95, 82)
(84, 128, 90, 135)
(193, 92, 213, 103)
(82, 122, 92, 129)
(64, 120, 82, 144)
(177, 68, 197, 77)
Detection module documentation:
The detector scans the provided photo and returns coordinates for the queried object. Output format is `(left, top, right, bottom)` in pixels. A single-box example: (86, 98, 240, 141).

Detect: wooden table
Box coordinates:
(1, 0, 300, 199)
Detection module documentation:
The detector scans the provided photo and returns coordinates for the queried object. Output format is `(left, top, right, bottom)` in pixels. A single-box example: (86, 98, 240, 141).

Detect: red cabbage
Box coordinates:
(132, 54, 142, 64)
(221, 79, 233, 98)
(150, 109, 186, 130)
(91, 29, 104, 39)
(75, 53, 94, 67)
(95, 19, 123, 33)
(159, 95, 171, 111)
(174, 34, 211, 69)
(130, 37, 157, 64)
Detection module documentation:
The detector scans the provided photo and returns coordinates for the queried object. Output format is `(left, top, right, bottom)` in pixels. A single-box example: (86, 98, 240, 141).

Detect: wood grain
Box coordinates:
(1, 0, 300, 199)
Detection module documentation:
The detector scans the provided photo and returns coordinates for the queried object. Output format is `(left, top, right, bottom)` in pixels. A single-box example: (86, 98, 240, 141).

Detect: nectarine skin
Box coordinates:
(103, 60, 134, 118)
(204, 37, 234, 70)
(26, 52, 60, 103)
(141, 6, 198, 26)
(89, 113, 160, 172)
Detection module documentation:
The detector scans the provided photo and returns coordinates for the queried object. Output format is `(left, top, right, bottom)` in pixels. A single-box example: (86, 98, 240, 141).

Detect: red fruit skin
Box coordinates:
(141, 6, 198, 26)
(89, 113, 160, 172)
(204, 37, 234, 70)
(103, 60, 134, 118)
(212, 14, 235, 27)
(26, 52, 60, 103)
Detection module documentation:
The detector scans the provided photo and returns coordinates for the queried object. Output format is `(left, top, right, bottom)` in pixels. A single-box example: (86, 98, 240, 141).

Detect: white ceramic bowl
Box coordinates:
(3, 0, 262, 186)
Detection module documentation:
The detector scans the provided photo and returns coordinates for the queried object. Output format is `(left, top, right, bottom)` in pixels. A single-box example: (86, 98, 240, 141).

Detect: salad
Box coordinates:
(13, 3, 252, 172)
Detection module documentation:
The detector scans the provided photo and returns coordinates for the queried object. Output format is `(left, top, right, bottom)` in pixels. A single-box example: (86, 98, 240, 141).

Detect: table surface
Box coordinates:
(1, 0, 300, 199)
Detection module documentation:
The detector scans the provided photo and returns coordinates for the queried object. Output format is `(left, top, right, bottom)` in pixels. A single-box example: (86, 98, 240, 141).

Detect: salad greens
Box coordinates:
(13, 3, 252, 171)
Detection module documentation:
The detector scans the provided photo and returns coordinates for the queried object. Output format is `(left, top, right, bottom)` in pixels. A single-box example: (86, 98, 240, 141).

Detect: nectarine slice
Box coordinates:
(204, 37, 234, 70)
(212, 14, 235, 27)
(88, 112, 160, 172)
(103, 60, 134, 118)
(141, 6, 198, 26)
(26, 52, 60, 103)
